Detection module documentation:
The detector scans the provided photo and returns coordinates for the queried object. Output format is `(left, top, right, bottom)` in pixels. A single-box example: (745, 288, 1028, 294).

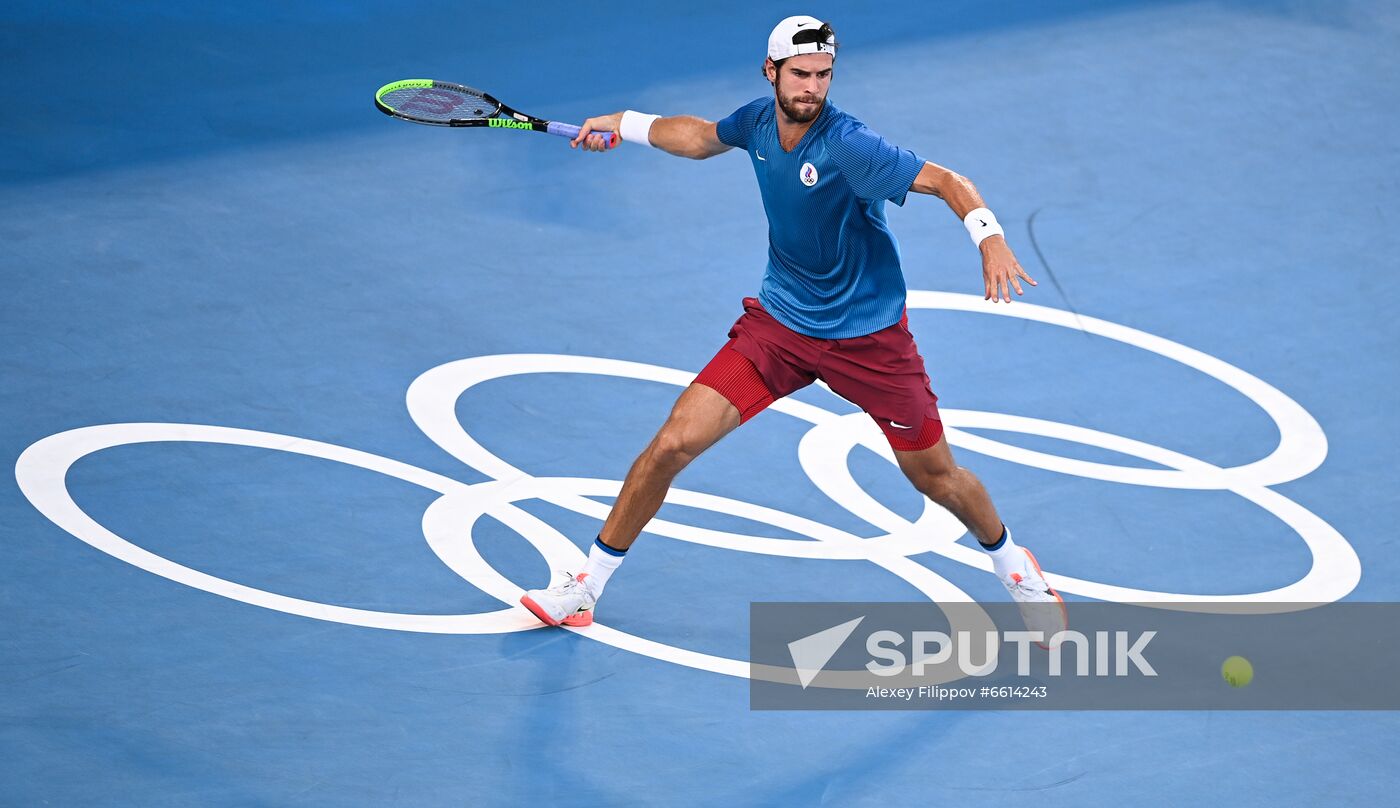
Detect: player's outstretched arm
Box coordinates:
(647, 117, 732, 159)
(572, 113, 731, 159)
(911, 161, 1037, 303)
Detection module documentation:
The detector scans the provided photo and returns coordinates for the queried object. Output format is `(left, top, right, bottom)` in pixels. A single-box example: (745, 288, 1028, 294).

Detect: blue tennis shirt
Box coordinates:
(717, 97, 925, 339)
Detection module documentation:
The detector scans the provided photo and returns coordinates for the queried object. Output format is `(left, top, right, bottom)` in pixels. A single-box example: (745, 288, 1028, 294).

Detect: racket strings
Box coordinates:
(381, 83, 497, 123)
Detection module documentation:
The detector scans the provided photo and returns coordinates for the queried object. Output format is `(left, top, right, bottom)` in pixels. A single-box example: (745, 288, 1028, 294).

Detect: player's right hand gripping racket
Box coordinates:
(374, 80, 616, 147)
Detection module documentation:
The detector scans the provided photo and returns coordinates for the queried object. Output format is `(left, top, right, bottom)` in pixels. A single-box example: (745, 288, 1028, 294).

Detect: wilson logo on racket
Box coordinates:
(400, 90, 466, 115)
(488, 119, 534, 130)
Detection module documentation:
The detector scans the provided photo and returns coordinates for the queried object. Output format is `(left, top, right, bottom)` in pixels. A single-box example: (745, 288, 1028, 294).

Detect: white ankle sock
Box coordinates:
(580, 537, 626, 598)
(979, 525, 1021, 579)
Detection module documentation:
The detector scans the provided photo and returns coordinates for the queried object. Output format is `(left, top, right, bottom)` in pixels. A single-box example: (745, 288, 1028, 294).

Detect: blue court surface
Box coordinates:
(4, 1, 1399, 804)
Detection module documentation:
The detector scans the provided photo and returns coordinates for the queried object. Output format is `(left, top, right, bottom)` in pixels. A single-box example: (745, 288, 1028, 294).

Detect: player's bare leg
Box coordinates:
(892, 433, 1002, 544)
(598, 383, 741, 550)
(895, 433, 1066, 644)
(520, 383, 740, 626)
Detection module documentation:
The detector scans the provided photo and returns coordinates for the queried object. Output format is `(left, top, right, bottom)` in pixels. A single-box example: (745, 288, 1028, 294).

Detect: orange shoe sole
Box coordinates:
(520, 595, 594, 627)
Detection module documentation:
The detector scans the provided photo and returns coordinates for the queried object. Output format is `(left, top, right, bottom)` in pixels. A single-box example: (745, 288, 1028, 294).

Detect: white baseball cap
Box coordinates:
(767, 15, 837, 62)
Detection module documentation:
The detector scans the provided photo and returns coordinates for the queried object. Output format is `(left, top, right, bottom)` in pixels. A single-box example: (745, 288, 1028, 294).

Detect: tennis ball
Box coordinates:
(1222, 655, 1253, 688)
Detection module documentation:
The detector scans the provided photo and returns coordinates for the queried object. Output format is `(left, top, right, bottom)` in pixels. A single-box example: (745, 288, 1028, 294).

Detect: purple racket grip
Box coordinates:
(547, 121, 617, 148)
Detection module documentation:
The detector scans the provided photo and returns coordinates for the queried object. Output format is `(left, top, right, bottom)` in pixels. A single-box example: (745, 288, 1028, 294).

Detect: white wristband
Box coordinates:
(963, 207, 1004, 247)
(619, 110, 660, 148)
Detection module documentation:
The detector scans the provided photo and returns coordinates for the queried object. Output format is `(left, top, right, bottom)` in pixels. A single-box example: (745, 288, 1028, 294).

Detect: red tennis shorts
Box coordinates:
(694, 297, 943, 452)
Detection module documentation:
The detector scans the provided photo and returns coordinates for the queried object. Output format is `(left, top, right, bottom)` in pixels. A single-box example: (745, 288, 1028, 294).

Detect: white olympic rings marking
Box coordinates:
(904, 291, 1328, 490)
(13, 291, 1359, 682)
(13, 424, 984, 685)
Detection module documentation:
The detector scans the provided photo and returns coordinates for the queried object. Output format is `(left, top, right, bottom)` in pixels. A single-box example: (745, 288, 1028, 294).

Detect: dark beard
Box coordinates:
(776, 91, 824, 124)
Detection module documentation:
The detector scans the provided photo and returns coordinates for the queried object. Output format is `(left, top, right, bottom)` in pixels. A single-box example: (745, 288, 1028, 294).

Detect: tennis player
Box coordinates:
(522, 16, 1066, 641)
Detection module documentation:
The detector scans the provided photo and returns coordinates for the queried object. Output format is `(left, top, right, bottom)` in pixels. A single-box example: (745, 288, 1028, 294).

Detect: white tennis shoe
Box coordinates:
(521, 572, 596, 627)
(1000, 547, 1067, 649)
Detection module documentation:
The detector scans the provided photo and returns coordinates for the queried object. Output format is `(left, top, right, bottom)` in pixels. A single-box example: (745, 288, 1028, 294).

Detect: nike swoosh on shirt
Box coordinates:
(889, 421, 915, 430)
(756, 153, 766, 161)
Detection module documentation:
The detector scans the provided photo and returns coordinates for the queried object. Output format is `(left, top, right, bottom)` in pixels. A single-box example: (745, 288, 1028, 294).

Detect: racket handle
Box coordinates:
(548, 121, 617, 148)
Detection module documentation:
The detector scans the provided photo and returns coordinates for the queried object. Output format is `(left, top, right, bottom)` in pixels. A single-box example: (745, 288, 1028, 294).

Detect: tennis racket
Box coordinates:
(374, 80, 616, 147)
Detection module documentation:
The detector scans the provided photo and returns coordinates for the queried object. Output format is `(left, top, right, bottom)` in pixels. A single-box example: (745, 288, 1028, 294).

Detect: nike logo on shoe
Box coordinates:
(889, 421, 915, 430)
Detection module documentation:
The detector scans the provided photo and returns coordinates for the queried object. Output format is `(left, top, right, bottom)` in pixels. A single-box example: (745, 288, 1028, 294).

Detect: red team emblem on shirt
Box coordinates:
(800, 162, 819, 187)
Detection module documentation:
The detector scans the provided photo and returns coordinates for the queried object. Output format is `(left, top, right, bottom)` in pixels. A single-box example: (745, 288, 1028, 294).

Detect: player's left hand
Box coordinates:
(980, 236, 1037, 303)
